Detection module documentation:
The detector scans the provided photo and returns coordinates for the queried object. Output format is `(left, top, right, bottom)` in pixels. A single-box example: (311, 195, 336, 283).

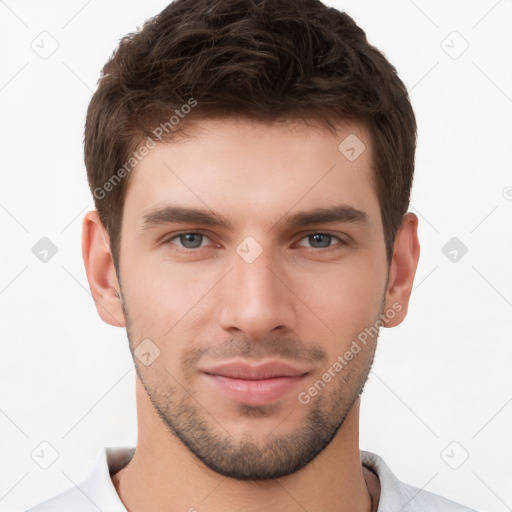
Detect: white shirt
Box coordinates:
(24, 446, 479, 511)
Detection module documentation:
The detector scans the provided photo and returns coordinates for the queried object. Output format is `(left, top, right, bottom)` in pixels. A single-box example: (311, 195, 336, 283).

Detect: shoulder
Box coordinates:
(22, 485, 96, 512)
(396, 478, 480, 511)
(21, 445, 133, 512)
(360, 450, 480, 512)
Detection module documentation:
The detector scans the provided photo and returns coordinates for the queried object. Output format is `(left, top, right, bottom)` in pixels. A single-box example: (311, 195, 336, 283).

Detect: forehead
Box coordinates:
(123, 117, 379, 230)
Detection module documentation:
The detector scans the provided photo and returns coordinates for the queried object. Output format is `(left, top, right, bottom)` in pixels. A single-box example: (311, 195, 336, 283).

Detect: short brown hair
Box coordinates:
(84, 0, 417, 276)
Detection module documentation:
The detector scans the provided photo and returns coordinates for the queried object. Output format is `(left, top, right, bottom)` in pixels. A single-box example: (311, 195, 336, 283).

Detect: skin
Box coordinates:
(82, 117, 420, 512)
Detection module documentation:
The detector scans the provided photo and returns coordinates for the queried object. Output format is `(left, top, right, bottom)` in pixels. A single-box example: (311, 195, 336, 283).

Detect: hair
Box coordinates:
(84, 0, 417, 277)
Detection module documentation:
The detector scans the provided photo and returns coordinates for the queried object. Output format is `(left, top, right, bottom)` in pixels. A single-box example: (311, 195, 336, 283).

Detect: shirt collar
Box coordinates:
(83, 446, 429, 511)
(82, 445, 135, 511)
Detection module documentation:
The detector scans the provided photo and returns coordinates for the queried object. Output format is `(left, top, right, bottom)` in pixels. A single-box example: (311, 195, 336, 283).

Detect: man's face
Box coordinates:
(118, 118, 390, 480)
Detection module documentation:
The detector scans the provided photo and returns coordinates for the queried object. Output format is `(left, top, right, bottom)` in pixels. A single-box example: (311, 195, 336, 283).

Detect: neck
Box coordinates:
(112, 380, 375, 512)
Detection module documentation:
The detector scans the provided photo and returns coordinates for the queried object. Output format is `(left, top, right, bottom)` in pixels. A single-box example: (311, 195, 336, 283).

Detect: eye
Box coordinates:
(166, 232, 212, 250)
(296, 232, 348, 249)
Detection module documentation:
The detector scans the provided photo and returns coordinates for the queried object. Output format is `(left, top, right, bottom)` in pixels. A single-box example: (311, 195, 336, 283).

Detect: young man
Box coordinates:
(25, 0, 478, 510)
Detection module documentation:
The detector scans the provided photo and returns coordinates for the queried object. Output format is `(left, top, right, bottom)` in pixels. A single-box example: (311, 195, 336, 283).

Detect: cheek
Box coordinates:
(121, 248, 219, 340)
(292, 261, 383, 338)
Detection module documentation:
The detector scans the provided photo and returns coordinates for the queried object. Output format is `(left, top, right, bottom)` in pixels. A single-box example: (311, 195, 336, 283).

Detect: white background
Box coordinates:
(0, 1, 511, 511)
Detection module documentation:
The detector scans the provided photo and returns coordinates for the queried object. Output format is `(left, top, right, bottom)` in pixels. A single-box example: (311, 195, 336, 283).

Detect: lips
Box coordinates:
(201, 361, 309, 380)
(200, 360, 310, 406)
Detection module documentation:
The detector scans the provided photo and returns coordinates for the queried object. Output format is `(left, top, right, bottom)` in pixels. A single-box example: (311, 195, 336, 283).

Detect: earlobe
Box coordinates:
(383, 212, 420, 328)
(81, 210, 126, 327)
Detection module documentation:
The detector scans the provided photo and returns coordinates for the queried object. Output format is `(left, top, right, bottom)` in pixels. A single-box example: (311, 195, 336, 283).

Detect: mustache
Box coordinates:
(182, 336, 328, 368)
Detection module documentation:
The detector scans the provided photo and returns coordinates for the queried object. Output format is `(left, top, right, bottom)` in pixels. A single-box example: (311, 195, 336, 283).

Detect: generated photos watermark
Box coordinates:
(93, 97, 197, 200)
(298, 301, 403, 405)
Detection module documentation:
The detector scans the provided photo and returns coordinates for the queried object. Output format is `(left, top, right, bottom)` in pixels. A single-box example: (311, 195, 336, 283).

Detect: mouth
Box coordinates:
(200, 360, 310, 406)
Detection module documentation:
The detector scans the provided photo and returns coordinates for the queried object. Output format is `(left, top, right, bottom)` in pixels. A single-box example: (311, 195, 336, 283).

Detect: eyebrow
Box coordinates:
(281, 205, 369, 229)
(139, 204, 370, 232)
(140, 205, 234, 231)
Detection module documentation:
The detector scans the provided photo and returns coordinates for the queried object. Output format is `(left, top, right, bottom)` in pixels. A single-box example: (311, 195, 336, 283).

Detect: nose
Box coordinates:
(218, 246, 297, 340)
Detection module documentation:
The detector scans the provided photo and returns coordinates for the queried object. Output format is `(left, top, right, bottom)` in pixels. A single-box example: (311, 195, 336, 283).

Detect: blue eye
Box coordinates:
(308, 233, 332, 248)
(297, 233, 346, 249)
(169, 233, 209, 249)
(164, 231, 347, 252)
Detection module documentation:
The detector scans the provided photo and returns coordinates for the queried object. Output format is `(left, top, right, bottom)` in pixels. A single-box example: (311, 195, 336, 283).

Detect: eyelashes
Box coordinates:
(164, 231, 349, 252)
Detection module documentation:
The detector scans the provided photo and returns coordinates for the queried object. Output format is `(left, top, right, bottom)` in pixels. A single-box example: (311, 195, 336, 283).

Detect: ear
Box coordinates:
(81, 210, 125, 327)
(383, 212, 420, 327)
